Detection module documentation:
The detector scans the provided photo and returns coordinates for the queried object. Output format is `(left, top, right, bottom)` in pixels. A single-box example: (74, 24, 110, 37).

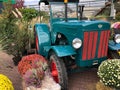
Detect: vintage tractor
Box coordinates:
(34, 0, 110, 89)
(108, 22, 120, 59)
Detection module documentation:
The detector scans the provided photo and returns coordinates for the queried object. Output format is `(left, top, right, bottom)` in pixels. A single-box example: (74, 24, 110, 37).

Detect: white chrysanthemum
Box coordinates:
(98, 59, 120, 88)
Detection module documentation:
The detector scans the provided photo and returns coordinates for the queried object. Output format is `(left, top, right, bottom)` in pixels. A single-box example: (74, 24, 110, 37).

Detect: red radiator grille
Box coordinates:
(98, 30, 110, 58)
(82, 30, 110, 60)
(82, 31, 98, 60)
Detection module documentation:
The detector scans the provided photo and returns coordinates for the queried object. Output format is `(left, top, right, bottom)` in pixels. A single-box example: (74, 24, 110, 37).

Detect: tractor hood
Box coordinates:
(52, 20, 110, 32)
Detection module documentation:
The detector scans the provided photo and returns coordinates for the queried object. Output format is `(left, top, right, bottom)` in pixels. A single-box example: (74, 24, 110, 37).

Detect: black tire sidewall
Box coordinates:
(49, 54, 68, 90)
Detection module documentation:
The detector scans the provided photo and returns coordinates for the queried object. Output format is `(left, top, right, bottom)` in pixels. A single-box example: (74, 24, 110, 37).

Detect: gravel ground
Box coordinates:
(0, 50, 99, 90)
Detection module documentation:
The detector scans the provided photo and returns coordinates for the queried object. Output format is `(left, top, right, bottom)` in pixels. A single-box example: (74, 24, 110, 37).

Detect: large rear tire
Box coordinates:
(35, 35, 39, 53)
(49, 54, 68, 90)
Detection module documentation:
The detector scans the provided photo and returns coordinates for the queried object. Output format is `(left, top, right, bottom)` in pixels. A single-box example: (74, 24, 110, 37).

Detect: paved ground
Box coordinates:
(0, 51, 23, 90)
(68, 68, 99, 90)
(0, 50, 99, 90)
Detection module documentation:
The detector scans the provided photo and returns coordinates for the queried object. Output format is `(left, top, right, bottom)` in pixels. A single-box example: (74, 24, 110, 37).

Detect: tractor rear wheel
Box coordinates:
(35, 35, 39, 53)
(49, 54, 68, 90)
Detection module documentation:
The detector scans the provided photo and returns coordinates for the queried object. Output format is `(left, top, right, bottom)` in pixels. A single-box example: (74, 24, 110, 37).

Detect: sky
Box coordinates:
(24, 0, 40, 6)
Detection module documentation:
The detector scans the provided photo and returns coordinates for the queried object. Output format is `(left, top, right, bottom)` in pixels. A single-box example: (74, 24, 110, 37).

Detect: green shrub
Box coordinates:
(97, 59, 120, 88)
(116, 12, 120, 21)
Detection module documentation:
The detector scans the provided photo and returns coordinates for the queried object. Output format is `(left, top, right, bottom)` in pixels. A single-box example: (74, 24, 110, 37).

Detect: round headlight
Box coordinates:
(115, 34, 120, 43)
(72, 38, 82, 49)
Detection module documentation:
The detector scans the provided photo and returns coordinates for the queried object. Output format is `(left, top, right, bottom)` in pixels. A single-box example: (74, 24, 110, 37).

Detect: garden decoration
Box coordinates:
(18, 54, 61, 90)
(98, 59, 120, 89)
(33, 0, 111, 89)
(0, 74, 14, 90)
(108, 22, 120, 59)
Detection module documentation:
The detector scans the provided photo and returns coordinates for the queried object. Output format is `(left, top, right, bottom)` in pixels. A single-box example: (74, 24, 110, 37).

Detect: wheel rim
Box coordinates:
(36, 36, 39, 52)
(51, 60, 59, 83)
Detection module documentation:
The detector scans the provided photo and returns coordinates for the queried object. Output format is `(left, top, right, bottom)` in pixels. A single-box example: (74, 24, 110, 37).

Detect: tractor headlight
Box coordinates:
(115, 34, 120, 43)
(72, 38, 82, 49)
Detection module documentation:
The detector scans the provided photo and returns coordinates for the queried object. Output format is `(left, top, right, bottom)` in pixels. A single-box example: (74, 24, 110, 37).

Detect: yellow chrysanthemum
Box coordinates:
(0, 74, 14, 90)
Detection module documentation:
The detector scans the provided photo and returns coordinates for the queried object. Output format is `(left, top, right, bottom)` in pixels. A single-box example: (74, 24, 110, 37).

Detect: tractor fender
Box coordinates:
(34, 23, 51, 55)
(49, 45, 76, 57)
(108, 40, 120, 50)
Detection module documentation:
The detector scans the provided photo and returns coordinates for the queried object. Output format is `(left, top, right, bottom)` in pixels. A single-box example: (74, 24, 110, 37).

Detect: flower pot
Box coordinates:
(22, 76, 61, 90)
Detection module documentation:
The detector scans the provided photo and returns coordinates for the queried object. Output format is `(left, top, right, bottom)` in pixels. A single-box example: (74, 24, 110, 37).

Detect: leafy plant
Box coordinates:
(116, 12, 120, 21)
(20, 8, 39, 22)
(98, 59, 120, 88)
(0, 1, 20, 54)
(0, 1, 49, 65)
(0, 3, 30, 64)
(0, 2, 32, 65)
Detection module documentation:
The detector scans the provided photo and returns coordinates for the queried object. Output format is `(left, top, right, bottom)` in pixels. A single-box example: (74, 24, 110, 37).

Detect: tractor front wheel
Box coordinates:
(108, 50, 120, 59)
(49, 54, 68, 90)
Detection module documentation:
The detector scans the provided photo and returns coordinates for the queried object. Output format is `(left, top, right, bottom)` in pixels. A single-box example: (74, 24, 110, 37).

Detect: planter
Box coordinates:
(96, 82, 120, 90)
(22, 75, 61, 90)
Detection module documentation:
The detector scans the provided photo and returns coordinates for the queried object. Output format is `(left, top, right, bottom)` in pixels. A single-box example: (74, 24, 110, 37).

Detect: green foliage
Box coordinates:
(40, 11, 48, 17)
(0, 1, 49, 65)
(20, 8, 39, 22)
(20, 8, 49, 24)
(0, 1, 18, 55)
(116, 12, 120, 21)
(98, 59, 120, 88)
(40, 11, 49, 23)
(0, 2, 30, 65)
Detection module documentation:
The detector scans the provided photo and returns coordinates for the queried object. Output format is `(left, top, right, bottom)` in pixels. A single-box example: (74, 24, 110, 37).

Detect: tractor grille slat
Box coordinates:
(82, 32, 89, 60)
(82, 31, 98, 60)
(105, 31, 110, 56)
(82, 30, 110, 60)
(92, 32, 98, 58)
(98, 30, 110, 58)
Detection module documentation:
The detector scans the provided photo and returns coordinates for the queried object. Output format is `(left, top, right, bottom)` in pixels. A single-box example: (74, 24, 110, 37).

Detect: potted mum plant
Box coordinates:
(97, 59, 120, 90)
(0, 74, 14, 90)
(18, 54, 61, 90)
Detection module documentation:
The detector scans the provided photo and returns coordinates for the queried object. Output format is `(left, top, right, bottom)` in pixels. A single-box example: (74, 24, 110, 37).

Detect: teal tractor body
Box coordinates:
(34, 0, 110, 89)
(108, 23, 120, 59)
